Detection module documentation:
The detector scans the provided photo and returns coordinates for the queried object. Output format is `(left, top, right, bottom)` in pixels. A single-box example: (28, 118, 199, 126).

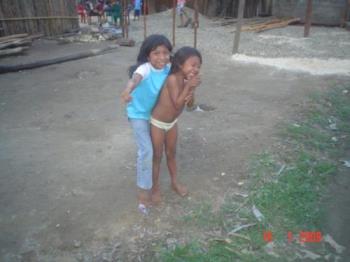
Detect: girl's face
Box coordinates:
(148, 45, 171, 69)
(180, 56, 201, 79)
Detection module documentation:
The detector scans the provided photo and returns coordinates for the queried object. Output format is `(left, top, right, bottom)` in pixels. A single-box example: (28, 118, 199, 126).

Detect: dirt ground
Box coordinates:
(0, 12, 349, 261)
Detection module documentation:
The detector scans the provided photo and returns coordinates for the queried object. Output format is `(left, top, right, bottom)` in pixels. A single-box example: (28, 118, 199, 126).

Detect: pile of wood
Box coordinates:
(212, 16, 300, 33)
(211, 16, 275, 27)
(241, 17, 301, 33)
(0, 33, 42, 58)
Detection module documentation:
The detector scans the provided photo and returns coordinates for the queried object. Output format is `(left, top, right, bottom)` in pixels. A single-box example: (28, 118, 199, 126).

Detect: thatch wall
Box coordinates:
(0, 0, 79, 37)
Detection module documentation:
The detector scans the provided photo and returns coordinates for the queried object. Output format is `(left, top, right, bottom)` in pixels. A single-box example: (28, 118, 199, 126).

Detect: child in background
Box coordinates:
(76, 2, 87, 24)
(134, 0, 141, 21)
(150, 47, 202, 204)
(121, 35, 172, 214)
(177, 0, 192, 27)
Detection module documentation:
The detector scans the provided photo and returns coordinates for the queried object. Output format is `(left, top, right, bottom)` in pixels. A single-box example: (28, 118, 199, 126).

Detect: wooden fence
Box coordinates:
(0, 0, 79, 36)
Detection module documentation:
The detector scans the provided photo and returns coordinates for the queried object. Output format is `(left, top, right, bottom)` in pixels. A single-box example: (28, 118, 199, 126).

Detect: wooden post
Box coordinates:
(143, 0, 147, 39)
(304, 0, 312, 37)
(194, 0, 199, 48)
(48, 0, 53, 35)
(233, 0, 245, 54)
(341, 0, 350, 27)
(204, 0, 209, 15)
(172, 0, 176, 47)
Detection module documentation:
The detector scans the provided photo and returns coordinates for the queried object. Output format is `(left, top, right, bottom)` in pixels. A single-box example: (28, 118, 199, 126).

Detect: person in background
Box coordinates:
(110, 1, 122, 26)
(96, 0, 105, 23)
(133, 0, 141, 21)
(76, 1, 87, 24)
(177, 0, 192, 28)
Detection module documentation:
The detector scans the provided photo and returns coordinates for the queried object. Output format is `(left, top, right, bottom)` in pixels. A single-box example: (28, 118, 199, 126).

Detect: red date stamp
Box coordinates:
(263, 231, 323, 243)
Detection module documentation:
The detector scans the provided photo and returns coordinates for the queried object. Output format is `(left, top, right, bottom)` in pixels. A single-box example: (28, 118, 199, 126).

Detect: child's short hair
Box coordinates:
(170, 46, 202, 75)
(129, 34, 172, 78)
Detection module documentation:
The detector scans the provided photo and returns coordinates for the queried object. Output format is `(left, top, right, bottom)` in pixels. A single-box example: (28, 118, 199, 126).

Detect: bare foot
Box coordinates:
(171, 182, 188, 197)
(151, 188, 162, 205)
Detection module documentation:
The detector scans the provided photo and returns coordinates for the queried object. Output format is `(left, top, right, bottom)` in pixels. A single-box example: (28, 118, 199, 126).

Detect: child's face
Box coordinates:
(148, 45, 170, 70)
(180, 56, 201, 79)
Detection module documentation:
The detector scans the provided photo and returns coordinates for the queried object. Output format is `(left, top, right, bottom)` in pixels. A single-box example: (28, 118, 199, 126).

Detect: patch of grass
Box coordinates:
(253, 152, 336, 231)
(181, 201, 223, 229)
(160, 242, 207, 262)
(159, 85, 350, 261)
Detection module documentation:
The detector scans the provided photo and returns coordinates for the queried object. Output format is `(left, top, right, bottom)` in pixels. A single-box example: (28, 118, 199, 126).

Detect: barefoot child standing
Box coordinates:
(121, 35, 172, 214)
(150, 47, 202, 204)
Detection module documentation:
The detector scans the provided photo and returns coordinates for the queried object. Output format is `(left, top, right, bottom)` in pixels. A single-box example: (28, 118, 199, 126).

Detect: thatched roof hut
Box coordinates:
(0, 0, 79, 37)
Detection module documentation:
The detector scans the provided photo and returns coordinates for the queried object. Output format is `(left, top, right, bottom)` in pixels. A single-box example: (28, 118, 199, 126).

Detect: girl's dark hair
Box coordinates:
(169, 46, 202, 75)
(128, 34, 172, 78)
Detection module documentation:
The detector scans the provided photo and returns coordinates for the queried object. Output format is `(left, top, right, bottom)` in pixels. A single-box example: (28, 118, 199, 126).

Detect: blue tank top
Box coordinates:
(127, 63, 170, 120)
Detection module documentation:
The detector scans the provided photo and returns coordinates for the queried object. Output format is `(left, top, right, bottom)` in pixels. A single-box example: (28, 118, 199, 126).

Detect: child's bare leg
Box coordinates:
(151, 125, 165, 204)
(165, 125, 188, 197)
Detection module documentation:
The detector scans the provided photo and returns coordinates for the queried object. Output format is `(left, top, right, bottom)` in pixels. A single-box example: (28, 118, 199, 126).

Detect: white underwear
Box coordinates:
(150, 117, 178, 132)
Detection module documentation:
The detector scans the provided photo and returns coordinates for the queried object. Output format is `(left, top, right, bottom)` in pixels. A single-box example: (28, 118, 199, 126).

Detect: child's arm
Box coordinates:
(167, 75, 200, 110)
(120, 73, 143, 103)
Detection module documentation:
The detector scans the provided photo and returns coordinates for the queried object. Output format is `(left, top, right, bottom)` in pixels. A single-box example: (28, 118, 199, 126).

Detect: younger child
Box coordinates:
(177, 0, 192, 27)
(134, 0, 141, 21)
(121, 34, 172, 214)
(76, 1, 87, 24)
(150, 47, 202, 204)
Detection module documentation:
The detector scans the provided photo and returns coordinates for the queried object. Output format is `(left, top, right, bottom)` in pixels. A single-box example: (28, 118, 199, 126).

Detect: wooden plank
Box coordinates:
(0, 39, 32, 50)
(0, 33, 29, 42)
(0, 45, 118, 74)
(255, 18, 300, 32)
(0, 33, 43, 44)
(0, 46, 29, 57)
(238, 17, 300, 33)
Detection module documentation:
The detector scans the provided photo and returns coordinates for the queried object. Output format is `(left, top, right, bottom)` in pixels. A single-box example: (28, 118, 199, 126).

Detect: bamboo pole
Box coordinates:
(125, 0, 129, 39)
(304, 0, 312, 37)
(233, 0, 245, 54)
(193, 0, 199, 48)
(172, 0, 176, 47)
(143, 0, 148, 39)
(122, 0, 128, 38)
